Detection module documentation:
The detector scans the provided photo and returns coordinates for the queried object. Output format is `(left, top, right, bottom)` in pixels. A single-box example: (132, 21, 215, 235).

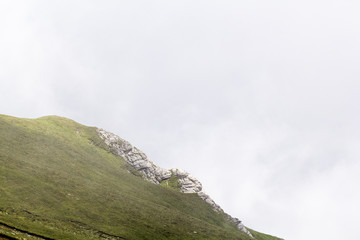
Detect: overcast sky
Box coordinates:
(1, 1, 360, 239)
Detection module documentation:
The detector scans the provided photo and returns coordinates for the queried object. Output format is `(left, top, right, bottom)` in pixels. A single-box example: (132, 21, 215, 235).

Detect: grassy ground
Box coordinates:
(0, 114, 281, 240)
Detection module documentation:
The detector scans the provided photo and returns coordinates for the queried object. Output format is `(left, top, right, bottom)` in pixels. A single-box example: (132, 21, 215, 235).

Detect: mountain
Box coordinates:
(0, 114, 282, 240)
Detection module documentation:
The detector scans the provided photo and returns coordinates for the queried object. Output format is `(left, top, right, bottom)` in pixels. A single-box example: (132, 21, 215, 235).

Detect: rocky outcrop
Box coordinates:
(227, 216, 254, 237)
(97, 128, 253, 238)
(97, 129, 171, 184)
(170, 168, 202, 193)
(197, 191, 223, 213)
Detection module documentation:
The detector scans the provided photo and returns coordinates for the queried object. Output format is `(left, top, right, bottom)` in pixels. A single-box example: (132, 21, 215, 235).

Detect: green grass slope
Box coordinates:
(0, 115, 282, 240)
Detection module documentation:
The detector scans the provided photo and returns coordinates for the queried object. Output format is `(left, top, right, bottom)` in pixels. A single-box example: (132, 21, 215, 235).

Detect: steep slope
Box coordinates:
(0, 115, 282, 240)
(96, 129, 252, 237)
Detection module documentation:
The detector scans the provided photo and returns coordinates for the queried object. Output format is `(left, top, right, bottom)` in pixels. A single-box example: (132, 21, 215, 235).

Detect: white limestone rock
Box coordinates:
(97, 128, 253, 238)
(226, 216, 254, 238)
(97, 128, 171, 183)
(171, 168, 203, 194)
(197, 191, 223, 213)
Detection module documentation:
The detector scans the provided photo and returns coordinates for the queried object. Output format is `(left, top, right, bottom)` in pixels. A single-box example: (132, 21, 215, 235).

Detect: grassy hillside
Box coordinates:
(0, 115, 282, 240)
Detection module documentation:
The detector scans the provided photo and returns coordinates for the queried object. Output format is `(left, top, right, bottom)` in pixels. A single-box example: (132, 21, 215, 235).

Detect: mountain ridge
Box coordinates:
(0, 114, 282, 240)
(96, 128, 253, 237)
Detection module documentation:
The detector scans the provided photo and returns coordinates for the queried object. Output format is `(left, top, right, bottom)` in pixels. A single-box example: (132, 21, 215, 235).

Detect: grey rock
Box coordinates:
(226, 216, 254, 238)
(97, 128, 172, 183)
(171, 168, 203, 194)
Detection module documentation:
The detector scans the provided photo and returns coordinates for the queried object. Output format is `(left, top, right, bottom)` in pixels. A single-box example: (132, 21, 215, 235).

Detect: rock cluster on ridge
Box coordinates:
(97, 128, 253, 238)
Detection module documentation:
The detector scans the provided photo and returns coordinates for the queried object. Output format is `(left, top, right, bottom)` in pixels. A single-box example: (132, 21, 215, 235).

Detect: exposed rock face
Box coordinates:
(97, 128, 253, 238)
(170, 168, 202, 194)
(227, 216, 254, 237)
(197, 191, 223, 213)
(97, 129, 171, 184)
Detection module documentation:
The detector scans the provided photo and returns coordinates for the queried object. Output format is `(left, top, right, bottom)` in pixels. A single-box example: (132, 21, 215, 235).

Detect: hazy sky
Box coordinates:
(1, 1, 360, 239)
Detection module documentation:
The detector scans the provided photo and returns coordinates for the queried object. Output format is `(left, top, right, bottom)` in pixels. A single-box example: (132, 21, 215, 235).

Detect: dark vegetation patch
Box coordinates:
(160, 173, 182, 190)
